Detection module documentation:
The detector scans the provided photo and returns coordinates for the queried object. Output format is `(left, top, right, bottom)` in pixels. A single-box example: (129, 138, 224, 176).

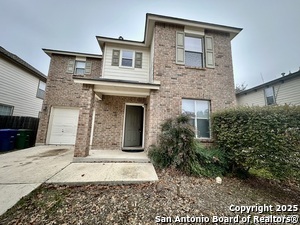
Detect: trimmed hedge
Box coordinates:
(212, 105, 300, 180)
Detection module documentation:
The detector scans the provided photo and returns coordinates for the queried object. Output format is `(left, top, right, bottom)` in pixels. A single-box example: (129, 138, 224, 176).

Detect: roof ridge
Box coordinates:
(0, 46, 47, 80)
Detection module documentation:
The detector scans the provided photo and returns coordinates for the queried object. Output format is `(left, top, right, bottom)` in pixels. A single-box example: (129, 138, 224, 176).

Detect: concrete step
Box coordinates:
(73, 150, 150, 163)
(46, 162, 158, 185)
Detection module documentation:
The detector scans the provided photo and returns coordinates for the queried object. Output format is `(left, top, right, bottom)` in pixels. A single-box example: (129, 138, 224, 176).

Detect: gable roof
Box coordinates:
(97, 13, 243, 51)
(0, 46, 47, 82)
(236, 70, 300, 96)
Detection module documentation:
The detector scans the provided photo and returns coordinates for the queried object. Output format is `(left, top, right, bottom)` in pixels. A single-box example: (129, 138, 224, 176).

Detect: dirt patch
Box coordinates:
(0, 169, 299, 224)
(27, 149, 69, 158)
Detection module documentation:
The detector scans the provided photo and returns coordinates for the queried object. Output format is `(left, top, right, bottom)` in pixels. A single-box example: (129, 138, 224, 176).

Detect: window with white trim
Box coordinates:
(74, 61, 86, 75)
(176, 32, 215, 68)
(36, 80, 46, 99)
(182, 99, 210, 138)
(264, 87, 275, 105)
(112, 49, 143, 68)
(121, 50, 134, 67)
(66, 59, 92, 75)
(0, 104, 13, 116)
(184, 36, 203, 67)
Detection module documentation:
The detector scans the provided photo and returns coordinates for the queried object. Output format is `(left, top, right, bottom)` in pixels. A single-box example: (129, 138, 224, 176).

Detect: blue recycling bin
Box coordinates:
(0, 129, 18, 151)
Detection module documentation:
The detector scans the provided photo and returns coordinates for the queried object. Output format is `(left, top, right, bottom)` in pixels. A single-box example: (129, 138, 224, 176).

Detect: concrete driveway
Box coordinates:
(0, 145, 73, 215)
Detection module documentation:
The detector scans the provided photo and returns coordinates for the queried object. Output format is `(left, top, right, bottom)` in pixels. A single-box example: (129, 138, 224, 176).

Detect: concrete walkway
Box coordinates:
(0, 145, 73, 215)
(0, 146, 158, 215)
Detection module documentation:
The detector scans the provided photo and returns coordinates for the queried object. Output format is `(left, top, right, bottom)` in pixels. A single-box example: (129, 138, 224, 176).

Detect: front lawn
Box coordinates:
(1, 169, 299, 224)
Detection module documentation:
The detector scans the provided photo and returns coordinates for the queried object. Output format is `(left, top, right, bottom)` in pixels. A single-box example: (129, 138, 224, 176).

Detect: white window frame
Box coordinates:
(0, 104, 14, 116)
(182, 99, 211, 139)
(74, 61, 86, 75)
(264, 87, 276, 105)
(120, 50, 134, 68)
(36, 80, 46, 99)
(184, 34, 204, 68)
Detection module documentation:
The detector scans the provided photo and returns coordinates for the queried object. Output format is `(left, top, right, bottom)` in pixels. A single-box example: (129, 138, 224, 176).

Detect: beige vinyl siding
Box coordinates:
(103, 44, 150, 83)
(0, 58, 43, 117)
(237, 76, 300, 107)
(274, 76, 300, 105)
(236, 89, 266, 106)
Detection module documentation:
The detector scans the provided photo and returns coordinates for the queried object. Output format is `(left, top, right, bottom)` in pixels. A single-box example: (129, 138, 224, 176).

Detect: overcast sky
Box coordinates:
(1, 0, 300, 89)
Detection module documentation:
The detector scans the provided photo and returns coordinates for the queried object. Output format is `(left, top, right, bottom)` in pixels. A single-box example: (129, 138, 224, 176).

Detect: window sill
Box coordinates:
(185, 66, 206, 70)
(119, 66, 135, 69)
(73, 74, 85, 77)
(195, 138, 214, 143)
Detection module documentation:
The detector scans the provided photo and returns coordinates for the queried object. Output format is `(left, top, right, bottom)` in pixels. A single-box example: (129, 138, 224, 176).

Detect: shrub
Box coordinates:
(195, 144, 229, 177)
(212, 105, 300, 180)
(148, 114, 229, 177)
(148, 114, 199, 175)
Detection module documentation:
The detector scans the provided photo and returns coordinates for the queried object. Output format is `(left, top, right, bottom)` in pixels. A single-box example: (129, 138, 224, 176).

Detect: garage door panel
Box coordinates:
(48, 108, 79, 145)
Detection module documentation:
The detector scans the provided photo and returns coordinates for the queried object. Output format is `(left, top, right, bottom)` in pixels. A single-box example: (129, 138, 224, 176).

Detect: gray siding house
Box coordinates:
(236, 70, 300, 106)
(0, 47, 47, 117)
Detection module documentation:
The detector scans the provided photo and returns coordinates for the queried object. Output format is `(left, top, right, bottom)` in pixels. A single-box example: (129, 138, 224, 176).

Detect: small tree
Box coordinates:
(235, 83, 248, 93)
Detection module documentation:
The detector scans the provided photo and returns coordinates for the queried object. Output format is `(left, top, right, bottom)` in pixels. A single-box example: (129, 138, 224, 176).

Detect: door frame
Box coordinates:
(122, 103, 146, 150)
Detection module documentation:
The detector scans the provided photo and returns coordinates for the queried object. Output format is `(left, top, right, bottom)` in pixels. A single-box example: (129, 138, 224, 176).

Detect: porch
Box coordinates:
(47, 149, 158, 185)
(72, 77, 160, 158)
(73, 150, 150, 163)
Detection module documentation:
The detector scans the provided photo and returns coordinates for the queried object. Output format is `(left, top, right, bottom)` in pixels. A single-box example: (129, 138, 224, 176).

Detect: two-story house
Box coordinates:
(36, 13, 242, 157)
(236, 70, 300, 106)
(0, 46, 47, 117)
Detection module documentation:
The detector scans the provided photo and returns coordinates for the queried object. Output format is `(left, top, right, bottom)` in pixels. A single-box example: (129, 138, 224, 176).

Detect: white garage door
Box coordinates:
(47, 107, 79, 145)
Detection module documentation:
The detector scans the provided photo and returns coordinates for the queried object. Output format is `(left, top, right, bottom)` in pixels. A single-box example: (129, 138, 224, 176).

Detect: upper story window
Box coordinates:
(264, 87, 275, 105)
(111, 49, 143, 68)
(182, 99, 210, 138)
(0, 103, 13, 116)
(66, 59, 92, 75)
(176, 32, 215, 68)
(184, 36, 203, 67)
(36, 80, 46, 99)
(121, 50, 133, 67)
(75, 61, 86, 75)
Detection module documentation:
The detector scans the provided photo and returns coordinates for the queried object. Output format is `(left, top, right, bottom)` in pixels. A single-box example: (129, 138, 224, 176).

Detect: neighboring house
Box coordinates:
(236, 70, 300, 106)
(36, 13, 242, 157)
(0, 46, 47, 117)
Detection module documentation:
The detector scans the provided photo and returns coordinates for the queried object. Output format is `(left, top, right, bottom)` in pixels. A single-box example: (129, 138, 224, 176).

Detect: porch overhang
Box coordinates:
(73, 77, 160, 98)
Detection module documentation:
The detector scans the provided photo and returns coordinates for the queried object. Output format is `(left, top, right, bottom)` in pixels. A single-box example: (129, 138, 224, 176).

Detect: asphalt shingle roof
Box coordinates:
(0, 46, 47, 81)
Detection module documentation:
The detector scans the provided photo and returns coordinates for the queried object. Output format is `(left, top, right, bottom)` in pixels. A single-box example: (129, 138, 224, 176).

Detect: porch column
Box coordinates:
(74, 84, 95, 157)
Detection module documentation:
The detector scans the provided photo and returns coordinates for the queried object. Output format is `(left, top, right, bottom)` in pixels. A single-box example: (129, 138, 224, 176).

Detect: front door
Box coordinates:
(123, 105, 144, 148)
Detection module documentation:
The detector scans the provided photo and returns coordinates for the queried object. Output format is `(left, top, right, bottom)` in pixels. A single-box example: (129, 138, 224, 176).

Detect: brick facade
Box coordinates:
(74, 84, 95, 157)
(145, 23, 236, 147)
(37, 16, 238, 157)
(36, 54, 102, 144)
(92, 96, 147, 150)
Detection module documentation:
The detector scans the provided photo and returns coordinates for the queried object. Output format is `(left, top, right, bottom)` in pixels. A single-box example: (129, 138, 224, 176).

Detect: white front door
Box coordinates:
(47, 107, 79, 145)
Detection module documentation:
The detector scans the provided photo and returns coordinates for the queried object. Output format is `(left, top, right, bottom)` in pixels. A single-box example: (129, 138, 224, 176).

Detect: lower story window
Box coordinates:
(0, 104, 13, 116)
(182, 99, 210, 138)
